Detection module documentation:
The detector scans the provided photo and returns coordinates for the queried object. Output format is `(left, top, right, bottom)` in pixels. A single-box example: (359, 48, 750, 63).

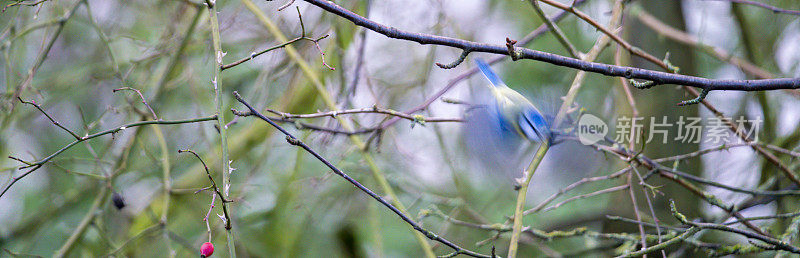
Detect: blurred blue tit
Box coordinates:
(464, 61, 602, 182)
(474, 59, 552, 143)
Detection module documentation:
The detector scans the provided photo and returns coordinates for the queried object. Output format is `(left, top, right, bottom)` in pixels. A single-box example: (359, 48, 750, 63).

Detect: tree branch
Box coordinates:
(300, 0, 799, 92)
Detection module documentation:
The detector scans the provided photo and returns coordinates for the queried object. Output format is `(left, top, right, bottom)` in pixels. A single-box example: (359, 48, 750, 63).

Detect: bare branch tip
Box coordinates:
(677, 89, 710, 106)
(436, 50, 471, 69)
(506, 37, 520, 61)
(277, 0, 296, 11)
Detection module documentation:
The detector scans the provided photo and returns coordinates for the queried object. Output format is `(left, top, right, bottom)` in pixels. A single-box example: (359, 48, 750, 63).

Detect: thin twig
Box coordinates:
(265, 106, 463, 123)
(671, 200, 800, 254)
(525, 167, 630, 215)
(204, 193, 216, 241)
(221, 34, 329, 70)
(435, 49, 471, 69)
(723, 211, 800, 226)
(113, 87, 158, 120)
(232, 109, 380, 135)
(627, 171, 648, 253)
(705, 0, 800, 16)
(535, 0, 669, 72)
(18, 97, 81, 140)
(277, 0, 295, 11)
(344, 0, 371, 106)
(629, 163, 666, 257)
(4, 0, 51, 11)
(178, 150, 234, 230)
(527, 0, 580, 58)
(1, 115, 218, 199)
(537, 184, 630, 213)
(11, 0, 82, 111)
(634, 8, 772, 79)
(617, 227, 701, 258)
(230, 105, 462, 136)
(221, 4, 330, 70)
(103, 224, 163, 256)
(654, 142, 800, 163)
(606, 215, 686, 232)
(661, 165, 800, 196)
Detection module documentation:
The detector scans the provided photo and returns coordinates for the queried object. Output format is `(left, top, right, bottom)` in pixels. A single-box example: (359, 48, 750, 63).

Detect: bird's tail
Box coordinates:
(475, 58, 506, 88)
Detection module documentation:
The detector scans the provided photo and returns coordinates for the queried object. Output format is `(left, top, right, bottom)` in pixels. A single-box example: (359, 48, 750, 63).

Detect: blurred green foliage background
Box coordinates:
(1, 0, 800, 257)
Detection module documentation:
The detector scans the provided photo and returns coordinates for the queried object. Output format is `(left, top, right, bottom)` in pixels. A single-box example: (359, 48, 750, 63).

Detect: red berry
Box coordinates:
(200, 242, 214, 257)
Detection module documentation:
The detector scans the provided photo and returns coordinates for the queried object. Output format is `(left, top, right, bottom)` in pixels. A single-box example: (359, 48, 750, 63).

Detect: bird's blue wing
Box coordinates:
(475, 59, 506, 88)
(518, 109, 551, 142)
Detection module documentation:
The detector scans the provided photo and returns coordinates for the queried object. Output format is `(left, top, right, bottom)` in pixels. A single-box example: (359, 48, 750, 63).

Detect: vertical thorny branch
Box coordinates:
(205, 0, 237, 256)
(3, 0, 800, 257)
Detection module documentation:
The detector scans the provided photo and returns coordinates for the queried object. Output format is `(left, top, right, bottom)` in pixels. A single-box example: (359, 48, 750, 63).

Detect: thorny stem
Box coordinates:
(205, 0, 237, 256)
